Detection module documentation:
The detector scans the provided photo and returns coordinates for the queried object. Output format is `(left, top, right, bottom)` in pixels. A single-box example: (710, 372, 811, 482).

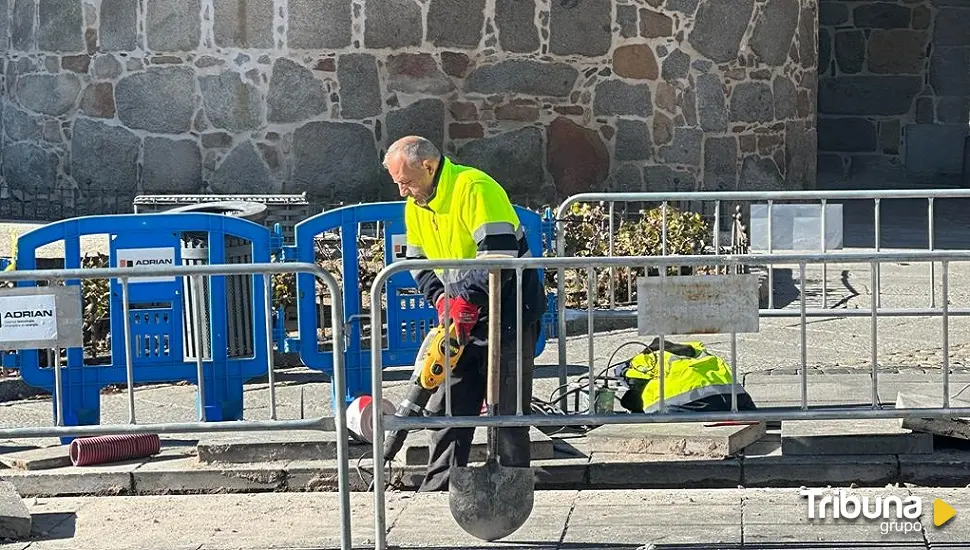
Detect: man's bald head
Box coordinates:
(384, 136, 440, 169)
(384, 136, 441, 204)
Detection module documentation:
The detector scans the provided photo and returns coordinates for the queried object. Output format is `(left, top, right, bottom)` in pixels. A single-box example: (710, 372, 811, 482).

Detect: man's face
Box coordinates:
(387, 154, 437, 204)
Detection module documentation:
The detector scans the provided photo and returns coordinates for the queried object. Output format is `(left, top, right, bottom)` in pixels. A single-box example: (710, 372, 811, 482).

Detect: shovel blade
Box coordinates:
(449, 459, 535, 542)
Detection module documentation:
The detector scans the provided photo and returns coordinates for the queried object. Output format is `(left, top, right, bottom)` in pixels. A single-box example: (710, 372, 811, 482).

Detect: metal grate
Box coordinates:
(132, 193, 313, 244)
(180, 233, 256, 361)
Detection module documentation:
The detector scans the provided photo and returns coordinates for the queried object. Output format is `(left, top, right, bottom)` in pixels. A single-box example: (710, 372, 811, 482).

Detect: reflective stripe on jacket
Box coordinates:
(404, 156, 545, 332)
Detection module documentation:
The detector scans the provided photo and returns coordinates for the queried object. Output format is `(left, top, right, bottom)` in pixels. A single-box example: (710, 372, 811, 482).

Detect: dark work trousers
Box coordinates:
(416, 320, 539, 492)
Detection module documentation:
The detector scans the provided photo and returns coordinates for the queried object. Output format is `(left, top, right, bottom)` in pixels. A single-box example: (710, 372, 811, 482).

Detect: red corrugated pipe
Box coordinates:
(69, 434, 161, 466)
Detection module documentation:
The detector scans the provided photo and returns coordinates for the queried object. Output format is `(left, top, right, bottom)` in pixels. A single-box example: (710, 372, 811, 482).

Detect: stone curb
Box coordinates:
(2, 451, 969, 498)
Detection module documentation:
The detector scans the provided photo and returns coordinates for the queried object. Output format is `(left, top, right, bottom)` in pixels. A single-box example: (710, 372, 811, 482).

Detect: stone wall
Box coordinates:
(0, 0, 818, 221)
(817, 0, 970, 187)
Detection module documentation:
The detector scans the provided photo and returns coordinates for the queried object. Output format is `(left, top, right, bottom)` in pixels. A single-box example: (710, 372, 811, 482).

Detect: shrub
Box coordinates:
(552, 201, 713, 308)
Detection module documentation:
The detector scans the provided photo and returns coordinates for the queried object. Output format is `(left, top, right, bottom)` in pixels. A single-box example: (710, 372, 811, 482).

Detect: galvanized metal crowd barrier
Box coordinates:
(368, 250, 970, 549)
(2, 190, 969, 550)
(0, 260, 353, 550)
(551, 189, 970, 397)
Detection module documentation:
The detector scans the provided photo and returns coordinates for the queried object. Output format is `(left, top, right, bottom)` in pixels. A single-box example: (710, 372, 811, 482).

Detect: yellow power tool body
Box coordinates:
(417, 323, 466, 390)
(381, 323, 467, 463)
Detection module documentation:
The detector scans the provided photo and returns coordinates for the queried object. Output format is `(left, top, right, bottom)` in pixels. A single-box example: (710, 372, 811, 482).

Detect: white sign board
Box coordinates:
(116, 247, 177, 283)
(637, 275, 760, 335)
(749, 203, 844, 251)
(0, 286, 83, 350)
(0, 294, 57, 343)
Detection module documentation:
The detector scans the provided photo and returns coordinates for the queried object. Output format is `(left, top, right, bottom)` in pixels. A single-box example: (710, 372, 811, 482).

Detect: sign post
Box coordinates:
(0, 286, 84, 426)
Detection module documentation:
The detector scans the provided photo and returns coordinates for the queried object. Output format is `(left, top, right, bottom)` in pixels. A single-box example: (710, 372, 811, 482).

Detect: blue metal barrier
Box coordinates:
(293, 201, 554, 404)
(15, 213, 272, 440)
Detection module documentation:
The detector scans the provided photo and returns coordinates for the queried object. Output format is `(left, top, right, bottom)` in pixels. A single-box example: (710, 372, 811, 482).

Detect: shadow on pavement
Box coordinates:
(767, 268, 800, 309)
(25, 511, 76, 541)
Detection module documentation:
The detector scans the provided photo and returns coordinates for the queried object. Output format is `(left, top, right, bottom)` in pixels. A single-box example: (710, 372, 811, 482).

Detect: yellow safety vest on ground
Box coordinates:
(618, 339, 753, 413)
(404, 156, 545, 332)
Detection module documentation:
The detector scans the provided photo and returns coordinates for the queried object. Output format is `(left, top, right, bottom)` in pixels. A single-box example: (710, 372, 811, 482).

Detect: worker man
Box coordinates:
(383, 135, 546, 492)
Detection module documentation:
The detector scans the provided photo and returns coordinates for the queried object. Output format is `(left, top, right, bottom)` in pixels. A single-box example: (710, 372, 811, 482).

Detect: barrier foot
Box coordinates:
(57, 386, 101, 445)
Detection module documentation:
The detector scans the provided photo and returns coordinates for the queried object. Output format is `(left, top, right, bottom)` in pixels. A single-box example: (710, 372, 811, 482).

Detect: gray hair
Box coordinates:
(383, 136, 440, 170)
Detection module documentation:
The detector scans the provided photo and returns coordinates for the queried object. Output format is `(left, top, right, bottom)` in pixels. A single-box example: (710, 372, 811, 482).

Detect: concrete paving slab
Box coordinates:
(743, 524, 928, 546)
(131, 456, 287, 494)
(587, 452, 741, 488)
(741, 431, 782, 456)
(195, 430, 363, 464)
(907, 487, 970, 546)
(569, 503, 736, 526)
(366, 457, 590, 491)
(0, 486, 966, 549)
(744, 486, 927, 546)
(386, 490, 574, 549)
(285, 459, 363, 492)
(743, 454, 899, 487)
(284, 459, 429, 492)
(44, 492, 405, 550)
(1, 461, 135, 497)
(584, 421, 765, 458)
(899, 450, 970, 486)
(781, 418, 934, 455)
(566, 491, 741, 548)
(14, 508, 78, 548)
(896, 391, 970, 440)
(0, 446, 71, 471)
(564, 524, 741, 547)
(0, 481, 29, 540)
(574, 487, 743, 506)
(880, 380, 970, 406)
(743, 377, 879, 408)
(402, 427, 554, 466)
(742, 373, 875, 384)
(533, 456, 589, 488)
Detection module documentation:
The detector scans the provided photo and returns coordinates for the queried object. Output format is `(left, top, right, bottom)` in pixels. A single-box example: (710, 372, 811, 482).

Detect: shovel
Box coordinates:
(449, 269, 535, 541)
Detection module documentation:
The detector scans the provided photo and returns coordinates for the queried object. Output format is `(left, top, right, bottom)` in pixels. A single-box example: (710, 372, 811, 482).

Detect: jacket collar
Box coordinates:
(422, 156, 453, 213)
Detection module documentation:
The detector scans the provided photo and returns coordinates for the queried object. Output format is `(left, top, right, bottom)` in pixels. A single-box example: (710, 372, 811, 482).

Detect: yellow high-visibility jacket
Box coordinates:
(404, 156, 545, 332)
(619, 340, 753, 413)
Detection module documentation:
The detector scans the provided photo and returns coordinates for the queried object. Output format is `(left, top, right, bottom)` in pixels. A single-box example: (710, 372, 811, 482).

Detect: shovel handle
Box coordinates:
(486, 269, 501, 408)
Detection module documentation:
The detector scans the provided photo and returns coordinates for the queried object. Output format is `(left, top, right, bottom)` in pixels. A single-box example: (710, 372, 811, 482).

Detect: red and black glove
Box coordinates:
(435, 295, 480, 342)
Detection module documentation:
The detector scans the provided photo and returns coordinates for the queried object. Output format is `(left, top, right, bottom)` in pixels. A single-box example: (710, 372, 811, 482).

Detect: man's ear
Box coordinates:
(423, 159, 436, 175)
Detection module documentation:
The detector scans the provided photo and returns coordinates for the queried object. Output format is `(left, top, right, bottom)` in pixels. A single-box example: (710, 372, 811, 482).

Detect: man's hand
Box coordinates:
(434, 295, 480, 341)
(435, 294, 448, 326)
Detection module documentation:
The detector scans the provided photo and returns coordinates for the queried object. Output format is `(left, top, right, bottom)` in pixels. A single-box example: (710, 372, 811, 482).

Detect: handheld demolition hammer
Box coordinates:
(381, 323, 466, 463)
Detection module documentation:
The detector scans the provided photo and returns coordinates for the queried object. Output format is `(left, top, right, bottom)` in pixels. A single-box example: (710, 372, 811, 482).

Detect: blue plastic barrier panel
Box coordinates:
(12, 212, 273, 433)
(294, 201, 553, 404)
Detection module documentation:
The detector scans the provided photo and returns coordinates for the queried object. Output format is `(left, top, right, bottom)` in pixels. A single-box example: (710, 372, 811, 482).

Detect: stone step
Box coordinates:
(0, 481, 30, 540)
(896, 390, 970, 440)
(780, 418, 934, 455)
(196, 430, 372, 464)
(0, 445, 72, 471)
(402, 426, 555, 466)
(584, 420, 766, 458)
(2, 448, 970, 497)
